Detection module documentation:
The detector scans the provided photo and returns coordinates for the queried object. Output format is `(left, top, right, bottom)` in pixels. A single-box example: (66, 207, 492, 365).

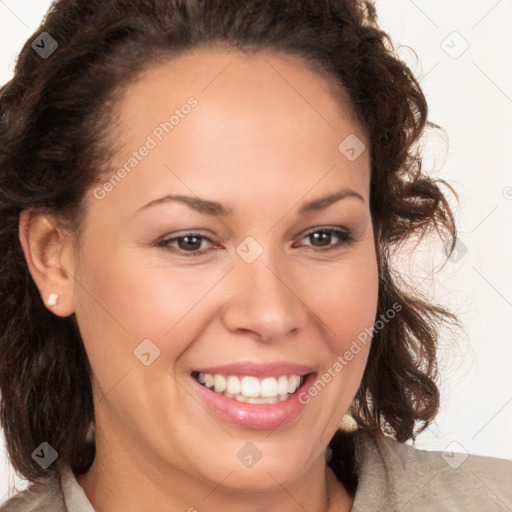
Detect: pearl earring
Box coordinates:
(47, 293, 59, 307)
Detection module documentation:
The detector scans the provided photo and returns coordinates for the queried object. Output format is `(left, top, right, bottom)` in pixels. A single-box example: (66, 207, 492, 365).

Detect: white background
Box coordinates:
(1, 0, 511, 502)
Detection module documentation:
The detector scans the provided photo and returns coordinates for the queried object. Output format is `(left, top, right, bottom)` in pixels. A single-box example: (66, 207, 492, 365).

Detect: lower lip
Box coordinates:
(190, 373, 316, 430)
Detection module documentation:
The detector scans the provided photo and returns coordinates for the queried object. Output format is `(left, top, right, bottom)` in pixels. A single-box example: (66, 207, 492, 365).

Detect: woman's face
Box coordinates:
(72, 49, 378, 492)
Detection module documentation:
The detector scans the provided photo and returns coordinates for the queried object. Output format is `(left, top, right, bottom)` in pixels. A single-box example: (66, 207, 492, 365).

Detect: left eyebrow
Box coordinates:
(297, 188, 365, 215)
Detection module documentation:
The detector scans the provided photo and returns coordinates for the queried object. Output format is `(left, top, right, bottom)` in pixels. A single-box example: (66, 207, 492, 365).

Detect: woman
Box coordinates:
(0, 0, 510, 510)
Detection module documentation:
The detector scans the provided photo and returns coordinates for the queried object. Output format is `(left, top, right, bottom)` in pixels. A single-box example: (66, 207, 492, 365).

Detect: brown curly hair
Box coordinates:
(0, 0, 458, 487)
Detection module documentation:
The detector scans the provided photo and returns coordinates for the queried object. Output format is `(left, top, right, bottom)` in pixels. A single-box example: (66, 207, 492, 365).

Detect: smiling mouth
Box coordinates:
(191, 371, 307, 404)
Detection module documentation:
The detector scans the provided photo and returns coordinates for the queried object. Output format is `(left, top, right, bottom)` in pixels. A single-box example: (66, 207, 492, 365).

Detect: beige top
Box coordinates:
(1, 430, 511, 511)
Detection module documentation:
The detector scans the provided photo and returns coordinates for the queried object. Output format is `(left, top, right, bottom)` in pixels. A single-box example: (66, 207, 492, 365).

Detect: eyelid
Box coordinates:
(295, 226, 355, 250)
(299, 225, 351, 239)
(156, 230, 217, 252)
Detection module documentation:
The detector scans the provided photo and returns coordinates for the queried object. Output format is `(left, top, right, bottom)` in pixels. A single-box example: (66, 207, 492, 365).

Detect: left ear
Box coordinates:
(18, 208, 77, 317)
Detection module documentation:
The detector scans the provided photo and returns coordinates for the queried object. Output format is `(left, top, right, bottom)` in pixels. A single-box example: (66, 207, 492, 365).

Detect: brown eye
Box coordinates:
(158, 232, 214, 256)
(298, 227, 355, 252)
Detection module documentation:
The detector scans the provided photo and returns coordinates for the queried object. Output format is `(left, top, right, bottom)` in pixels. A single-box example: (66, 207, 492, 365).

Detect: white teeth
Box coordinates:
(277, 375, 289, 395)
(226, 375, 241, 395)
(214, 374, 227, 394)
(247, 396, 280, 404)
(204, 373, 215, 388)
(241, 376, 260, 397)
(261, 377, 277, 397)
(287, 375, 301, 394)
(196, 372, 305, 400)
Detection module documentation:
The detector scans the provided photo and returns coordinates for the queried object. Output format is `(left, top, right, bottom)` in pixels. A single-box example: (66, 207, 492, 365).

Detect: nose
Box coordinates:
(221, 251, 309, 343)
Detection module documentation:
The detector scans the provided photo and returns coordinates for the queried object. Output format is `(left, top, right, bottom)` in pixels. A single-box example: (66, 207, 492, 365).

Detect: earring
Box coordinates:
(47, 293, 59, 307)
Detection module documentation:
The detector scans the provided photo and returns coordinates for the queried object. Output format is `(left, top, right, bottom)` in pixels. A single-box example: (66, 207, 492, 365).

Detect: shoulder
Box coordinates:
(0, 473, 65, 512)
(335, 428, 512, 511)
(353, 430, 512, 511)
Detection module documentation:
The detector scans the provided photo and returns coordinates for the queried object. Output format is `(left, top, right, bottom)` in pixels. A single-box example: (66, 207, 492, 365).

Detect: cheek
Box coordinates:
(306, 248, 379, 351)
(293, 244, 378, 424)
(299, 245, 379, 411)
(73, 242, 223, 371)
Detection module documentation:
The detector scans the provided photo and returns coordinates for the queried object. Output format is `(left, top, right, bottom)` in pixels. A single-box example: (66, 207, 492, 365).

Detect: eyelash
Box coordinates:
(157, 227, 356, 257)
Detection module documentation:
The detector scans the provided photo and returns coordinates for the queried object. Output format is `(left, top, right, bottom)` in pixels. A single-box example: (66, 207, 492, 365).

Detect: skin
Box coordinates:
(19, 49, 379, 511)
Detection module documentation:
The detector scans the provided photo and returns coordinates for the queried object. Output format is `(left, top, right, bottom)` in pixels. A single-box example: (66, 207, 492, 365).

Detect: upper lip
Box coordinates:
(192, 361, 316, 378)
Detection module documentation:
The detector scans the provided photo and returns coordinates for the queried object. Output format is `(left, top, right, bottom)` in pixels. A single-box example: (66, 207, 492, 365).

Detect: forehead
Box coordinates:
(95, 49, 370, 214)
(116, 47, 364, 140)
